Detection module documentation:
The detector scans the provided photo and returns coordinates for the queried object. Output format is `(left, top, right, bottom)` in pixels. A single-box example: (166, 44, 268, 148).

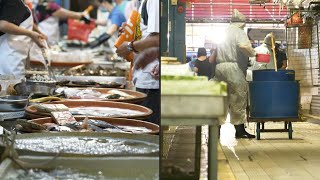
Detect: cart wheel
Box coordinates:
(288, 122, 293, 139)
(256, 123, 261, 140)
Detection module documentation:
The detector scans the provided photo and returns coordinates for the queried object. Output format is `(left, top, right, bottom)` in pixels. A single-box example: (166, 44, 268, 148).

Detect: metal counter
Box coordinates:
(161, 93, 227, 180)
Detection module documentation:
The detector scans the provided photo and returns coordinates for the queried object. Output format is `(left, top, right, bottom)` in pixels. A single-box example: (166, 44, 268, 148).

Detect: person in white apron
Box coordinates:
(29, 1, 90, 64)
(250, 33, 276, 70)
(115, 0, 160, 125)
(88, 0, 127, 50)
(0, 0, 45, 80)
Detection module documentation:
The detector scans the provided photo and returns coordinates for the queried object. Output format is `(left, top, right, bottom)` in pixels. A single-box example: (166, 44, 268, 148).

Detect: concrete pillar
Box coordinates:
(161, 0, 169, 56)
(168, 0, 186, 63)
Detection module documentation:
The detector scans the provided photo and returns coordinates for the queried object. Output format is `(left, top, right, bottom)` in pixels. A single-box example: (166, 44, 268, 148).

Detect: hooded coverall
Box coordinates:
(212, 9, 256, 125)
(250, 33, 276, 70)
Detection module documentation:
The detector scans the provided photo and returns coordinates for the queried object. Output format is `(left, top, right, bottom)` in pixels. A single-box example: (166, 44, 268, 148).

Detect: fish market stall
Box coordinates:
(24, 101, 152, 119)
(0, 1, 159, 179)
(0, 47, 157, 179)
(0, 132, 159, 179)
(29, 116, 159, 134)
(0, 132, 159, 157)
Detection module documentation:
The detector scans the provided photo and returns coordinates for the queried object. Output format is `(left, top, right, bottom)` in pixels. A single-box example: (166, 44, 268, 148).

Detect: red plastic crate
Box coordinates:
(256, 53, 270, 63)
(67, 19, 95, 43)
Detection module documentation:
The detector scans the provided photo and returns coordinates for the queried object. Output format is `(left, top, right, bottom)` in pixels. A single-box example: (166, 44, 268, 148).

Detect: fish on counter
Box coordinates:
(39, 116, 150, 133)
(3, 167, 107, 180)
(55, 87, 135, 100)
(15, 119, 48, 133)
(51, 111, 77, 126)
(28, 74, 56, 83)
(44, 123, 74, 132)
(69, 107, 144, 117)
(14, 136, 159, 155)
(62, 65, 127, 77)
(103, 89, 135, 99)
(31, 104, 69, 113)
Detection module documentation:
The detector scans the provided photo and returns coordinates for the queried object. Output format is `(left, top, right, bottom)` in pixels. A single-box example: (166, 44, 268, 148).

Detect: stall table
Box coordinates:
(161, 79, 227, 180)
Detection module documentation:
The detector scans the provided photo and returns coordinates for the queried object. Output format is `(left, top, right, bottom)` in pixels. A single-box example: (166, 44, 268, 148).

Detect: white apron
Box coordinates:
(38, 16, 60, 45)
(250, 44, 275, 70)
(0, 5, 33, 80)
(107, 20, 118, 53)
(29, 16, 59, 64)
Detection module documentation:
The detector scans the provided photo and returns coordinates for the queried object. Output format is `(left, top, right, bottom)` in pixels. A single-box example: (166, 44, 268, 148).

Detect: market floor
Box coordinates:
(200, 120, 320, 180)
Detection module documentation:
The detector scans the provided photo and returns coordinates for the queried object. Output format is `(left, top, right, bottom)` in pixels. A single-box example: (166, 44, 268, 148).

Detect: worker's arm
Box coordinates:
(89, 13, 124, 48)
(132, 33, 159, 51)
(280, 52, 288, 69)
(238, 31, 256, 57)
(95, 19, 107, 26)
(134, 47, 159, 69)
(116, 33, 159, 58)
(88, 23, 118, 49)
(107, 24, 119, 36)
(52, 8, 82, 20)
(32, 24, 47, 40)
(281, 60, 287, 69)
(209, 48, 216, 63)
(239, 44, 256, 57)
(194, 67, 199, 73)
(150, 63, 159, 80)
(0, 20, 45, 48)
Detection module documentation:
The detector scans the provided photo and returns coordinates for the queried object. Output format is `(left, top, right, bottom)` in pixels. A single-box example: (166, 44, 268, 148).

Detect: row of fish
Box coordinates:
(55, 87, 135, 100)
(16, 118, 151, 134)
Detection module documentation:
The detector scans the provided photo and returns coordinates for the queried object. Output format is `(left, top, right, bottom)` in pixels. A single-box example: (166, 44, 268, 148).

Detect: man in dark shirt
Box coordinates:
(275, 43, 288, 70)
(0, 0, 44, 46)
(194, 47, 213, 80)
(0, 0, 31, 35)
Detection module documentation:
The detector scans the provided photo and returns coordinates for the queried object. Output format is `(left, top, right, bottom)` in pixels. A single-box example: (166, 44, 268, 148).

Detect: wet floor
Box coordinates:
(162, 119, 320, 179)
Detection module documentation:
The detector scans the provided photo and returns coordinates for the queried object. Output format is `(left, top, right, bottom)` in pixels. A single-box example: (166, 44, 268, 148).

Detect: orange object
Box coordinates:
(286, 12, 303, 26)
(115, 10, 139, 62)
(114, 10, 139, 80)
(26, 2, 33, 10)
(84, 5, 94, 14)
(67, 19, 95, 42)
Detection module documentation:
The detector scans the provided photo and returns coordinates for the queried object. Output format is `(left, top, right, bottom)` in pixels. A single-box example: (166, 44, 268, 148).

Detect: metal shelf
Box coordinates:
(286, 9, 320, 87)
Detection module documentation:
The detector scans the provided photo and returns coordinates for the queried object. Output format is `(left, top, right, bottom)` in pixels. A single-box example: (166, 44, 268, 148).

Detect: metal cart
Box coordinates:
(247, 80, 301, 140)
(248, 117, 300, 140)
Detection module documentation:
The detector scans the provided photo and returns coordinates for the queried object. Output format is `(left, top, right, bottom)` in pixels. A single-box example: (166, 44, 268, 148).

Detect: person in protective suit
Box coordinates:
(250, 33, 276, 70)
(212, 9, 256, 138)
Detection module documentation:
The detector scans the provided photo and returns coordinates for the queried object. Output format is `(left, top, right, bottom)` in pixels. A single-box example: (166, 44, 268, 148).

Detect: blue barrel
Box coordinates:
(249, 81, 299, 118)
(253, 69, 295, 81)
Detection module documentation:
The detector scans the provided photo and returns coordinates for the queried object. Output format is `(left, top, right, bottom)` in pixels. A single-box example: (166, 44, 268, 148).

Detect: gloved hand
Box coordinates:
(80, 15, 91, 24)
(89, 33, 111, 49)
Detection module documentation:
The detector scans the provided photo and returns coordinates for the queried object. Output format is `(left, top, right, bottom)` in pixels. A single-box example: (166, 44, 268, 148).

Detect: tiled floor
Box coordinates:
(162, 120, 320, 180)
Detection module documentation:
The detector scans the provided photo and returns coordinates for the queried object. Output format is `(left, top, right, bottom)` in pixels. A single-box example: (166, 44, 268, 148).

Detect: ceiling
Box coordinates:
(185, 0, 289, 23)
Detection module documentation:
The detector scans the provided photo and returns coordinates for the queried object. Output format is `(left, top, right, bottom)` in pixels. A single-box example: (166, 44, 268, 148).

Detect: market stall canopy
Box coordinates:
(186, 0, 288, 23)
